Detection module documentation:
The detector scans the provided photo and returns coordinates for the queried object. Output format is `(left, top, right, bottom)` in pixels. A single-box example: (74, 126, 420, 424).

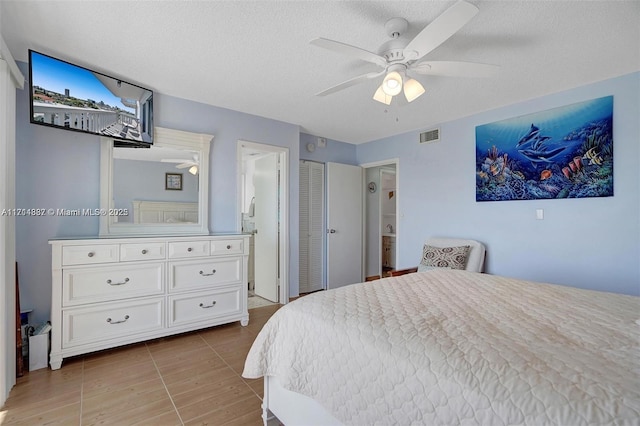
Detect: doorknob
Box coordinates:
(328, 229, 336, 234)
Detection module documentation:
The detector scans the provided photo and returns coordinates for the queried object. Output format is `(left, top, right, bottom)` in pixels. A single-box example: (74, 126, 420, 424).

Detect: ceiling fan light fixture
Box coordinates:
(403, 78, 425, 102)
(382, 71, 403, 96)
(373, 85, 392, 105)
(189, 165, 198, 175)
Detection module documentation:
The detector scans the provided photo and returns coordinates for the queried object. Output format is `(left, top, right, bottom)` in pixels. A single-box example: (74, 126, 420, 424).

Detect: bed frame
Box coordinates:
(263, 376, 341, 426)
(131, 200, 198, 223)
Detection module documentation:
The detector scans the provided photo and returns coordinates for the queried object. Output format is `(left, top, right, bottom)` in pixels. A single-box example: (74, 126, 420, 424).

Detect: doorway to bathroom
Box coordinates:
(362, 159, 398, 279)
(236, 140, 289, 307)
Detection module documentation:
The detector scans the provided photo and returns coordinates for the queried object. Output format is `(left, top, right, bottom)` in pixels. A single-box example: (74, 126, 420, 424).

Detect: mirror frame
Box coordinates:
(99, 126, 213, 237)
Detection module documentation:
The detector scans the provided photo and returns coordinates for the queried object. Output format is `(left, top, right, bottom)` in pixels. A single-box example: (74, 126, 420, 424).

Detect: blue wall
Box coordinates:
(299, 133, 357, 165)
(113, 159, 199, 222)
(15, 62, 301, 323)
(14, 61, 639, 324)
(357, 72, 640, 296)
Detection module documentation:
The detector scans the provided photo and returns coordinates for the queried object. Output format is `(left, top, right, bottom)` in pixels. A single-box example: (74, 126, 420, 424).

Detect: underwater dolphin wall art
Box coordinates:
(475, 96, 613, 202)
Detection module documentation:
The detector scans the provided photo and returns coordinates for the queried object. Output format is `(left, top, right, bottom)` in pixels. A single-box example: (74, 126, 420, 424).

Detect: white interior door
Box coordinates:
(253, 153, 279, 302)
(299, 161, 324, 293)
(326, 162, 363, 289)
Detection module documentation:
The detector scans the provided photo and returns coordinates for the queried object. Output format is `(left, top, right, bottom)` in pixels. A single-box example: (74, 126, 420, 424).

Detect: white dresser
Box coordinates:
(49, 234, 250, 370)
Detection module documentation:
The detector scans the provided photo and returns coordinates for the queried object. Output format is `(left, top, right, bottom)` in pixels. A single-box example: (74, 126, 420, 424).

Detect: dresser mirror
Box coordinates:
(99, 127, 213, 236)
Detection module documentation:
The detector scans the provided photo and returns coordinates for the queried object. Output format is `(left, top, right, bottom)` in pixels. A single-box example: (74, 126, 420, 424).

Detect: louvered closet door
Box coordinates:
(299, 161, 324, 293)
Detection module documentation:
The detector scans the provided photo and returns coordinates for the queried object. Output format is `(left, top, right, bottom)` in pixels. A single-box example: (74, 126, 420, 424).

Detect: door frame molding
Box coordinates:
(236, 140, 289, 305)
(359, 158, 400, 277)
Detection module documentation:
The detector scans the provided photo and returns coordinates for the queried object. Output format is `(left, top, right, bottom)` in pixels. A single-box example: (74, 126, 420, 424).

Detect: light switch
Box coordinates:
(536, 209, 544, 220)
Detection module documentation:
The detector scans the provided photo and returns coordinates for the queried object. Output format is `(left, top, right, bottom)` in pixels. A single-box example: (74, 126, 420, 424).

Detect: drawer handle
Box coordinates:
(106, 315, 130, 324)
(106, 277, 130, 286)
(226, 245, 231, 249)
(141, 249, 148, 254)
(187, 247, 193, 252)
(199, 269, 216, 277)
(87, 252, 95, 258)
(199, 301, 217, 309)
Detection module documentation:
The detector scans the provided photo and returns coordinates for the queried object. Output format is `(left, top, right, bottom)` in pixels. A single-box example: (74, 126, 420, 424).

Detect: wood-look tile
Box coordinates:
(244, 377, 264, 399)
(82, 343, 151, 370)
(183, 394, 262, 425)
(145, 332, 208, 357)
(165, 364, 237, 398)
(1, 401, 81, 426)
(82, 362, 160, 398)
(151, 346, 224, 373)
(222, 406, 265, 426)
(82, 380, 173, 425)
(83, 398, 177, 426)
(245, 323, 269, 336)
(83, 356, 157, 378)
(248, 305, 282, 320)
(3, 380, 82, 406)
(160, 357, 232, 387)
(212, 336, 255, 355)
(12, 362, 83, 394)
(2, 301, 282, 425)
(175, 377, 256, 422)
(199, 324, 254, 345)
(0, 392, 80, 424)
(224, 354, 253, 376)
(170, 370, 249, 408)
(129, 410, 183, 426)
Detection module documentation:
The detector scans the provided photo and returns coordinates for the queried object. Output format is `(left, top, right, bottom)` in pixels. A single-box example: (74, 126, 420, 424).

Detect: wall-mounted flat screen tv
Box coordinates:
(29, 50, 153, 146)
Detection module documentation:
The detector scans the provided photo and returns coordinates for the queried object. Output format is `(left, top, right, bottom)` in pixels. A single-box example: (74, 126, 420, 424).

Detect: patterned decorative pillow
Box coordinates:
(420, 245, 470, 270)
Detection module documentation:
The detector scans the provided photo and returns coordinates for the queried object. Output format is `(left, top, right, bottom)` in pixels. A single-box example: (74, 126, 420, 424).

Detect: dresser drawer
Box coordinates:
(62, 244, 119, 266)
(168, 241, 210, 259)
(120, 242, 165, 262)
(62, 263, 164, 306)
(62, 298, 164, 348)
(210, 238, 244, 255)
(168, 287, 241, 327)
(169, 257, 242, 292)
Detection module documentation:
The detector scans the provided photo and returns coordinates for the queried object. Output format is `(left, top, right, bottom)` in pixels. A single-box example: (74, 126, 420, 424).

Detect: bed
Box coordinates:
(243, 269, 640, 425)
(131, 200, 198, 223)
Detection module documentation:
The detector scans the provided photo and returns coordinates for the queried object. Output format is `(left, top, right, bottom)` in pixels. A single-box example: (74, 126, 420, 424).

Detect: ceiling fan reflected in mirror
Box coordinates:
(161, 155, 199, 175)
(311, 0, 499, 105)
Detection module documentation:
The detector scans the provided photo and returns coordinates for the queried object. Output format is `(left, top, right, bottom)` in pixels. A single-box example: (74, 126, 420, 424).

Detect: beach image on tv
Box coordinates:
(30, 51, 153, 143)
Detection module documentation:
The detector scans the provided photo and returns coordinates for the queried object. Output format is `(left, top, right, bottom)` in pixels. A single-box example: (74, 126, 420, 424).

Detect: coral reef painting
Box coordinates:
(476, 96, 613, 202)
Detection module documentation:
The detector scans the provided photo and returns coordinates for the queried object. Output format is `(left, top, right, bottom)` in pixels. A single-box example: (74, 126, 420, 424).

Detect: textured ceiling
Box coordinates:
(1, 1, 638, 144)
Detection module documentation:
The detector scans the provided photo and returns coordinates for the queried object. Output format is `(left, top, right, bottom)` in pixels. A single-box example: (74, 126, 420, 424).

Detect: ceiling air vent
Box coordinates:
(419, 128, 440, 144)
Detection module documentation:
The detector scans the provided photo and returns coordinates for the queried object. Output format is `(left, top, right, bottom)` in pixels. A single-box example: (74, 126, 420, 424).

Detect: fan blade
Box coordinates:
(316, 70, 385, 97)
(310, 38, 387, 68)
(403, 0, 479, 60)
(411, 61, 499, 78)
(160, 159, 185, 163)
(175, 163, 191, 169)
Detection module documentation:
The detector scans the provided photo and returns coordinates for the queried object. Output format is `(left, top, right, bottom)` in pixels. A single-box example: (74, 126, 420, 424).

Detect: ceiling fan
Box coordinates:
(311, 0, 499, 105)
(161, 155, 199, 175)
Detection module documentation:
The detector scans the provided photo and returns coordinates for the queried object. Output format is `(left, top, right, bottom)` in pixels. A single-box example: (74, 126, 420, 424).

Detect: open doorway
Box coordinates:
(236, 141, 289, 307)
(362, 159, 399, 280)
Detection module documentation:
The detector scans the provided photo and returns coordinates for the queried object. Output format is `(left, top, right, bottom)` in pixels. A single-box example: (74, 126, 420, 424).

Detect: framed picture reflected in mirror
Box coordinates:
(165, 173, 183, 191)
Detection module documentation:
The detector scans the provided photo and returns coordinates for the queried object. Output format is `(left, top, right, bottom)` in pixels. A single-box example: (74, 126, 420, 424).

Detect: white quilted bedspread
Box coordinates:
(243, 269, 640, 425)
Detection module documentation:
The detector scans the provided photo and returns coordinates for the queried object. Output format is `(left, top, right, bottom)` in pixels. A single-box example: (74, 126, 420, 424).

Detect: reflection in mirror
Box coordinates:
(99, 127, 213, 237)
(113, 147, 199, 224)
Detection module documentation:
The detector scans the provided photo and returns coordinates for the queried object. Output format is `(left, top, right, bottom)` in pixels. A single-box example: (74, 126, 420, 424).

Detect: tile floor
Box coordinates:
(0, 304, 281, 425)
(247, 295, 276, 310)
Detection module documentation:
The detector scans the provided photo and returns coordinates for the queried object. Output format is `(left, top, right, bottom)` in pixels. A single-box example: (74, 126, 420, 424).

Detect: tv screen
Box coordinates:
(29, 50, 153, 145)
